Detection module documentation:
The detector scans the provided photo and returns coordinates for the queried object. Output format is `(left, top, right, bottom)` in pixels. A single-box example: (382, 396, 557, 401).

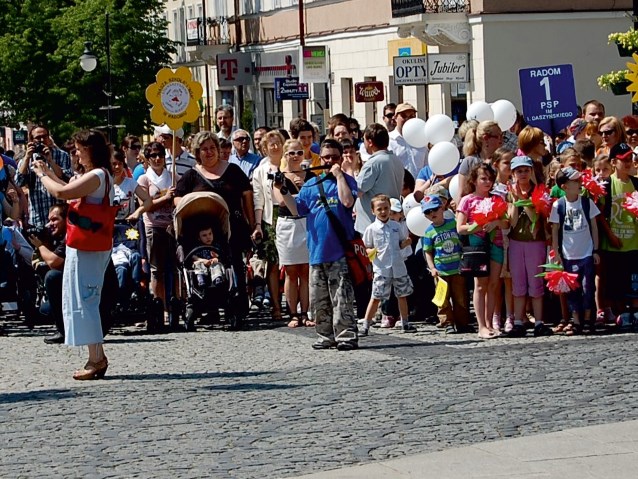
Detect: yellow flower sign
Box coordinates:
(145, 67, 203, 130)
(625, 52, 638, 102)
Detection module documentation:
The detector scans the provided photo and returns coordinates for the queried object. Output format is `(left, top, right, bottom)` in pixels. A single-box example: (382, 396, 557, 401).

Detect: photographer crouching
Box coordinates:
(29, 204, 67, 344)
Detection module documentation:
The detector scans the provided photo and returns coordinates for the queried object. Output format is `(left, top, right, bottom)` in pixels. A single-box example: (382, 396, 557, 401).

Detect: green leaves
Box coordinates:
(0, 0, 177, 143)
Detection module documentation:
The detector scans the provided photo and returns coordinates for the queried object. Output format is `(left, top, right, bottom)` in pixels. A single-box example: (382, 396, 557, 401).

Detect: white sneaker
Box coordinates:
(492, 316, 502, 331)
(504, 316, 515, 333)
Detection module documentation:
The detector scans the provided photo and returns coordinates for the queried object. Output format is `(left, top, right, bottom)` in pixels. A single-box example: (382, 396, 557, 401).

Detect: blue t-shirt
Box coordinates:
(132, 163, 146, 182)
(416, 164, 459, 184)
(229, 152, 262, 180)
(296, 173, 357, 265)
(422, 218, 462, 276)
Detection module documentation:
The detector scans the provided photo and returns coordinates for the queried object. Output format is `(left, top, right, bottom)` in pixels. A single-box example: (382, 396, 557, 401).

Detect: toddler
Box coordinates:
(192, 226, 224, 288)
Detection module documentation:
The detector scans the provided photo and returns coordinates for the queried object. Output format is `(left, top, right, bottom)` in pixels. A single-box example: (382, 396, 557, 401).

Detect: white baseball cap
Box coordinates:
(154, 124, 184, 139)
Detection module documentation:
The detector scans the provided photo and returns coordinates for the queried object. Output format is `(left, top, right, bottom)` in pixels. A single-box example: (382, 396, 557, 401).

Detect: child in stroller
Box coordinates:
(174, 192, 240, 331)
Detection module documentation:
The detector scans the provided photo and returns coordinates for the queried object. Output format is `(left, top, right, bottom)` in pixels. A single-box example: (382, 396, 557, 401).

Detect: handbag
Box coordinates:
(66, 169, 119, 252)
(317, 180, 372, 286)
(459, 232, 490, 278)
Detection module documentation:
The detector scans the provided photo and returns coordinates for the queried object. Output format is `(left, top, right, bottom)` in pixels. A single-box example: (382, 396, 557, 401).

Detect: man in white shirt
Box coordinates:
(154, 125, 196, 176)
(388, 102, 428, 178)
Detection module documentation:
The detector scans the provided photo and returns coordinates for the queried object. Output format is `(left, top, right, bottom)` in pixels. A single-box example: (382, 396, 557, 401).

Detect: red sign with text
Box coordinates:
(354, 81, 384, 103)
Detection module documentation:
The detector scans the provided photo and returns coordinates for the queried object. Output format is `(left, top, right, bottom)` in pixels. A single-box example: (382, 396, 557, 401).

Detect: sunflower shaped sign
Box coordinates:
(145, 67, 203, 130)
(625, 52, 638, 101)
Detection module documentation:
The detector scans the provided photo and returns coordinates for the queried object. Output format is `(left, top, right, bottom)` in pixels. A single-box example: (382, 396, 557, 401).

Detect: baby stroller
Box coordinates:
(173, 192, 241, 331)
(110, 220, 163, 333)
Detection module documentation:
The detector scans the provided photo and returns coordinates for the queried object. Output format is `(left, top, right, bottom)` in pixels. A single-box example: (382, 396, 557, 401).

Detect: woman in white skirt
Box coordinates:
(33, 130, 115, 380)
(273, 139, 315, 327)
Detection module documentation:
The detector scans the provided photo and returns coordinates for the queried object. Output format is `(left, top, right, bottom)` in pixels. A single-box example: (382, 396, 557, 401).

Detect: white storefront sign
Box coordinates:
(393, 55, 428, 85)
(427, 54, 469, 83)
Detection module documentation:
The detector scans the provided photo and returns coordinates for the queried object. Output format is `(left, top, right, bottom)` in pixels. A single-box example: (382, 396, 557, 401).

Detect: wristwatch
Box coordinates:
(38, 172, 46, 178)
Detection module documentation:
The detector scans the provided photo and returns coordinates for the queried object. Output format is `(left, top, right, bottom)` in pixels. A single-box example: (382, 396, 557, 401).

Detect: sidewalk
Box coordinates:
(293, 420, 638, 479)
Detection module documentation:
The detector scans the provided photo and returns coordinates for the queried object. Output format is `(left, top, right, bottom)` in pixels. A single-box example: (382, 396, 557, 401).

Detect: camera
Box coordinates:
(267, 170, 285, 184)
(25, 226, 52, 247)
(32, 141, 46, 162)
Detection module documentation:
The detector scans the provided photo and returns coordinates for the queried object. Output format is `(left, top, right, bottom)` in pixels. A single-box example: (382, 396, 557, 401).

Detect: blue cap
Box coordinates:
(421, 194, 443, 212)
(511, 155, 534, 170)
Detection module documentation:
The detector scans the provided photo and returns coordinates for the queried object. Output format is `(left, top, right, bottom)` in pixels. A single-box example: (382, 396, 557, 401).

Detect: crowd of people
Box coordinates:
(1, 99, 637, 378)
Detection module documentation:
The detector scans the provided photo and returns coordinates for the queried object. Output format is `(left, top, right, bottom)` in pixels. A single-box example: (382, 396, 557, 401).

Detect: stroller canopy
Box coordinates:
(173, 192, 230, 241)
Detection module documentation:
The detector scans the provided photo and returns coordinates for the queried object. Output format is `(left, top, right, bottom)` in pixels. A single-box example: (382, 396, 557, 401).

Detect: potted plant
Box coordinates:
(597, 70, 631, 95)
(609, 30, 638, 57)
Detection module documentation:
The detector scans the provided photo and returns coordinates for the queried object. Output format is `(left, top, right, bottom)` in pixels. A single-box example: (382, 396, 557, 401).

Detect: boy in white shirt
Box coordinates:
(361, 194, 416, 335)
(549, 167, 600, 334)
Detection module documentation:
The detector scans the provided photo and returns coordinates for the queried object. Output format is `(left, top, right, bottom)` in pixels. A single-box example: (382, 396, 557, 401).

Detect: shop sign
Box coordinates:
(299, 45, 329, 83)
(355, 81, 384, 103)
(427, 54, 469, 83)
(275, 77, 309, 101)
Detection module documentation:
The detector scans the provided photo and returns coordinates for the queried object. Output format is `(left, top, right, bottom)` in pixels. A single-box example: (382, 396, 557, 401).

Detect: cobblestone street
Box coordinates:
(1, 320, 638, 478)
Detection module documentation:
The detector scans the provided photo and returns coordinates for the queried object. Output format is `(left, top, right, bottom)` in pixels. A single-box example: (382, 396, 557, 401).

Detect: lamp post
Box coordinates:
(79, 12, 119, 143)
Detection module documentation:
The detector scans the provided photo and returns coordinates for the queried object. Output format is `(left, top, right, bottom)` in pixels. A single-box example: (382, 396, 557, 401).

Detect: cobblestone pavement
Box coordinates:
(1, 316, 638, 479)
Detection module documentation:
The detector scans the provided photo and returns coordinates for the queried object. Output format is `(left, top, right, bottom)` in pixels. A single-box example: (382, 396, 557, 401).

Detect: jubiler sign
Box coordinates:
(393, 53, 470, 85)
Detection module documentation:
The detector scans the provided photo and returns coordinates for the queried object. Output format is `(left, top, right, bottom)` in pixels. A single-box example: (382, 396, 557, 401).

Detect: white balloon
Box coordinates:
(406, 206, 432, 237)
(466, 101, 494, 122)
(402, 193, 420, 217)
(428, 142, 460, 176)
(424, 114, 455, 144)
(491, 99, 517, 131)
(448, 174, 461, 204)
(402, 118, 428, 148)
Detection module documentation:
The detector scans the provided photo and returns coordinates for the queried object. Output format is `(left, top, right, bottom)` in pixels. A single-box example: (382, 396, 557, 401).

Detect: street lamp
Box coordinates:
(79, 13, 119, 143)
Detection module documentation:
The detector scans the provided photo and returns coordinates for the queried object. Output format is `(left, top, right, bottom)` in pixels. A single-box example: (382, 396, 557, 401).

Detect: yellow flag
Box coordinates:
(432, 277, 448, 307)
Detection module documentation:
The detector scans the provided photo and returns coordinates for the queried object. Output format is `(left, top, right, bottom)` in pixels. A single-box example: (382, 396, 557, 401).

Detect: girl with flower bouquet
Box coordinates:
(506, 156, 553, 338)
(456, 164, 509, 339)
(598, 143, 638, 319)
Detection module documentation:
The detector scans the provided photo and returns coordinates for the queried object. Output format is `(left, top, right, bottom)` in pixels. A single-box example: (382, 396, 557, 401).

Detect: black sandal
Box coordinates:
(300, 312, 315, 327)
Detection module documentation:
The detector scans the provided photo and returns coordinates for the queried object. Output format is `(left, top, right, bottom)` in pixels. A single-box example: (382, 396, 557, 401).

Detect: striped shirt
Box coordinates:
(422, 218, 462, 276)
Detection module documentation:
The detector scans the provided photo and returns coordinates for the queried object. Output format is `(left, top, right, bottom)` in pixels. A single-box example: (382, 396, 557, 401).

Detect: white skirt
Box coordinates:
(62, 246, 111, 346)
(275, 216, 309, 266)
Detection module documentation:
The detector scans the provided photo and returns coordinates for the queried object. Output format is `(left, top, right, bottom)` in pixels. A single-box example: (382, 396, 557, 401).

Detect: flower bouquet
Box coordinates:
(622, 191, 638, 217)
(467, 195, 508, 233)
(536, 258, 580, 294)
(580, 170, 606, 201)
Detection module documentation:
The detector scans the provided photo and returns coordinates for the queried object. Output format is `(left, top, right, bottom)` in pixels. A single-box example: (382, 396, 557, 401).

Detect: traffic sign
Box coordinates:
(275, 77, 309, 101)
(519, 64, 578, 135)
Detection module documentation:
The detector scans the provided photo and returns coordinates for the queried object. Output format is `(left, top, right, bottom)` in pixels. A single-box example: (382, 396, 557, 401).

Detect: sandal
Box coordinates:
(553, 320, 571, 334)
(564, 323, 582, 336)
(478, 329, 499, 340)
(287, 316, 302, 328)
(300, 312, 315, 327)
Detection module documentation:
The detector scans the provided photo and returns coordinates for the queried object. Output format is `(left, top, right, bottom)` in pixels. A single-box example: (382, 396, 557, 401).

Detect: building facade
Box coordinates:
(163, 0, 637, 133)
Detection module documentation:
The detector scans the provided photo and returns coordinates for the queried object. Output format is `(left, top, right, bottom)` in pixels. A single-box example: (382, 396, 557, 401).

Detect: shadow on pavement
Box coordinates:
(105, 370, 272, 381)
(201, 382, 305, 392)
(104, 337, 175, 344)
(0, 388, 81, 405)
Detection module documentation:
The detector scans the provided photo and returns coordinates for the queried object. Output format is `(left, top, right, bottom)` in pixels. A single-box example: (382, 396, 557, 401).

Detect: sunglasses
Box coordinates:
(146, 152, 163, 159)
(130, 144, 142, 150)
(627, 129, 638, 136)
(286, 150, 304, 156)
(599, 129, 615, 136)
(233, 137, 250, 142)
(384, 113, 395, 119)
(321, 154, 341, 161)
(423, 208, 439, 215)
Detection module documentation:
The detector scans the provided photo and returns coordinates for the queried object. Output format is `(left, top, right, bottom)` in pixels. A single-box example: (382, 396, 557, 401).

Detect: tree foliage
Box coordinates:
(0, 0, 178, 143)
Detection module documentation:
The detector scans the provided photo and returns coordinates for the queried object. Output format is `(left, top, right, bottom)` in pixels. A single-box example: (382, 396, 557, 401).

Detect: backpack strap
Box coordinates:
(556, 196, 566, 255)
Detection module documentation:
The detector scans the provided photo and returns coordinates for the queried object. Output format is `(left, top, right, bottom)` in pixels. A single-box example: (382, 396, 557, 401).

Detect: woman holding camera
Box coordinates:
(251, 130, 287, 321)
(32, 129, 115, 380)
(174, 131, 255, 325)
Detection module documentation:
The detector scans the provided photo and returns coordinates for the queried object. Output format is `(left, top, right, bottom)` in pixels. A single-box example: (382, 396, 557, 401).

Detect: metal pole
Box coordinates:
(634, 0, 638, 30)
(202, 1, 211, 130)
(299, 0, 307, 119)
(234, 0, 244, 129)
(106, 12, 112, 143)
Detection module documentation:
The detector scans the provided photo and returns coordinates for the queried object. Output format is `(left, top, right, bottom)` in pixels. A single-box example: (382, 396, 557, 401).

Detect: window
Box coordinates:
(264, 88, 283, 128)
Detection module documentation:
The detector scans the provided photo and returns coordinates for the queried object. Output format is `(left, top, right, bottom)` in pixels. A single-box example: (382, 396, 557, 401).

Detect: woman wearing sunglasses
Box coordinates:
(597, 116, 627, 156)
(621, 115, 638, 151)
(273, 139, 316, 328)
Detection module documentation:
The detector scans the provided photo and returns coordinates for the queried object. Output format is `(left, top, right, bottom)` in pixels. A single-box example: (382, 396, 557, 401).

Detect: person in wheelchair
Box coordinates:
(111, 222, 145, 311)
(28, 204, 67, 344)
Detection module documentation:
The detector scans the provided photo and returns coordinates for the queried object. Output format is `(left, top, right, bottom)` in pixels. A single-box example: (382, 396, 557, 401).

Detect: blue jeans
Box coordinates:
(114, 251, 143, 302)
(563, 256, 595, 316)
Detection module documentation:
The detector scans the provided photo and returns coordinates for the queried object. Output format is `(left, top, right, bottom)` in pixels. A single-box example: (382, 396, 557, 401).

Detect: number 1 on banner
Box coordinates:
(540, 76, 551, 101)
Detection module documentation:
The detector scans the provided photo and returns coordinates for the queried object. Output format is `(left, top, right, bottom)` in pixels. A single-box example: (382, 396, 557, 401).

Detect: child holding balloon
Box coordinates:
(456, 164, 509, 339)
(361, 194, 416, 336)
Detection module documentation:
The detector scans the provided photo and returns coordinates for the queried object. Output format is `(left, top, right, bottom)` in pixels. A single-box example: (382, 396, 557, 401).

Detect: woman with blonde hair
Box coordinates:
(275, 138, 316, 327)
(597, 116, 628, 155)
(251, 130, 286, 321)
(458, 120, 502, 195)
(517, 125, 547, 185)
